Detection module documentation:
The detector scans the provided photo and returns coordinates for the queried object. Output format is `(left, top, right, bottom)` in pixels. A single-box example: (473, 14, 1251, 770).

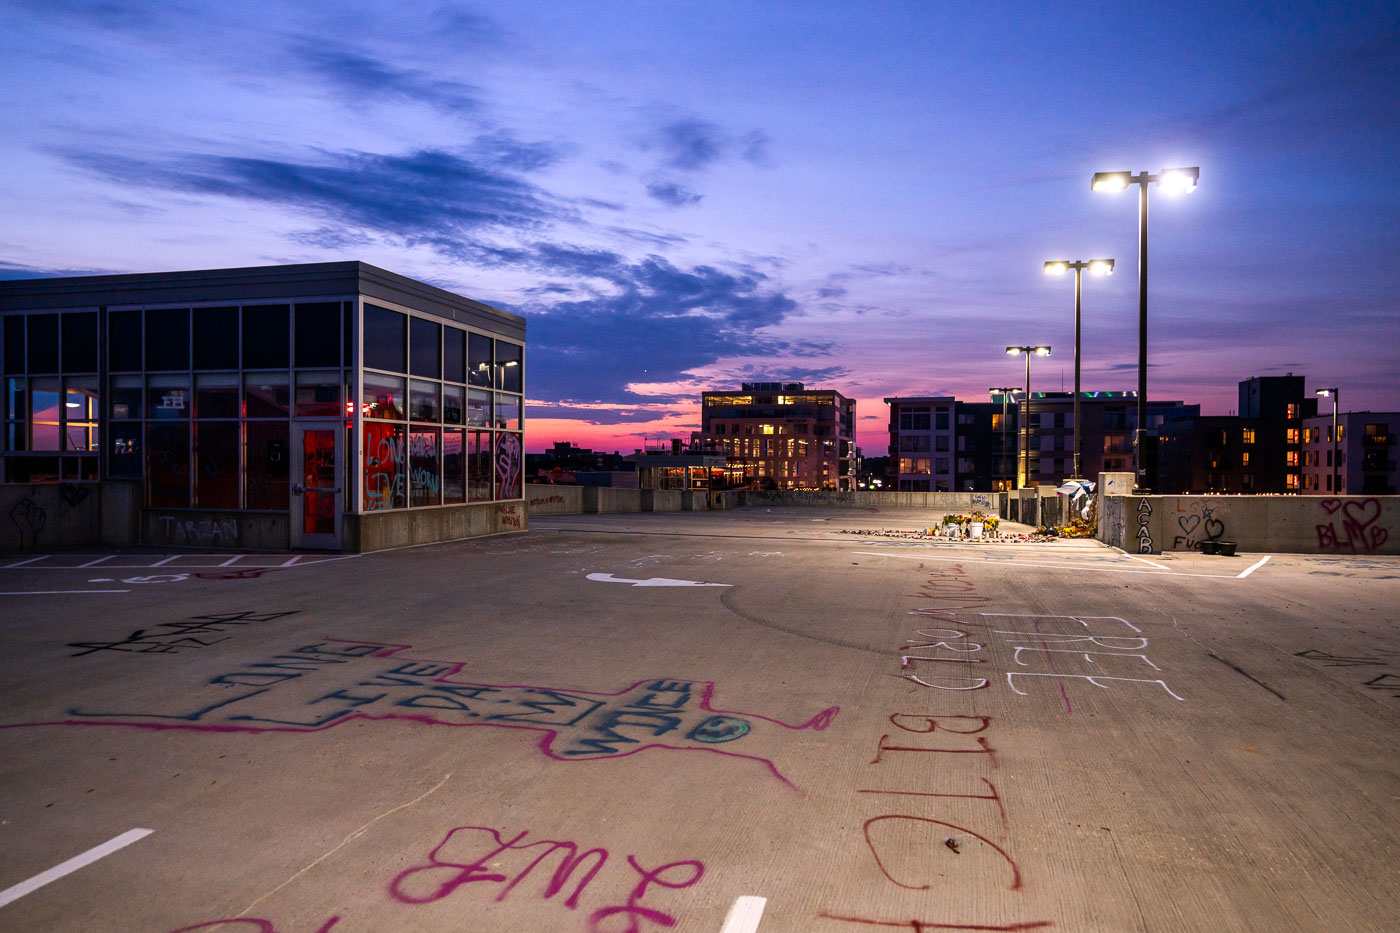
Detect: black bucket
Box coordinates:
(1198, 541, 1219, 555)
(1218, 541, 1237, 557)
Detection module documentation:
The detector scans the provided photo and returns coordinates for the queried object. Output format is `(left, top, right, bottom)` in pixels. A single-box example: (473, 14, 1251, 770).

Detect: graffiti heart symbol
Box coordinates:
(1368, 526, 1390, 550)
(1320, 499, 1342, 514)
(1177, 514, 1201, 535)
(1204, 519, 1225, 541)
(1343, 499, 1382, 529)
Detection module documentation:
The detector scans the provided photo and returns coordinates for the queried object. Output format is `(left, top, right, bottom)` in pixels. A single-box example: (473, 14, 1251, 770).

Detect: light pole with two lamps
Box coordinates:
(1005, 346, 1050, 489)
(989, 386, 1021, 490)
(1091, 166, 1199, 492)
(1316, 387, 1339, 494)
(1044, 258, 1114, 480)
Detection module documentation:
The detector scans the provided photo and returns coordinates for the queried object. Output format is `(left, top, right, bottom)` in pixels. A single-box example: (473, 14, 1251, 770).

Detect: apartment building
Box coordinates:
(1301, 411, 1398, 495)
(699, 382, 855, 490)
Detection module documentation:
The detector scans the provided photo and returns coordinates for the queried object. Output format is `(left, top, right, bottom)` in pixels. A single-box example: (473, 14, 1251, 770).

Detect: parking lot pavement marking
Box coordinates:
(2, 556, 48, 568)
(0, 589, 130, 596)
(851, 550, 1249, 579)
(1124, 553, 1171, 570)
(1238, 555, 1272, 578)
(77, 556, 114, 569)
(719, 895, 767, 933)
(0, 828, 153, 908)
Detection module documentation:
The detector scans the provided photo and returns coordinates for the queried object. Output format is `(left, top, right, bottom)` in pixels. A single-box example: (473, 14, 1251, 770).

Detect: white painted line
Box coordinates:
(0, 828, 153, 908)
(1238, 555, 1272, 578)
(77, 556, 115, 569)
(280, 556, 302, 567)
(3, 556, 48, 568)
(851, 552, 1245, 579)
(219, 555, 243, 567)
(0, 589, 131, 595)
(150, 556, 180, 567)
(719, 895, 767, 933)
(1124, 553, 1171, 570)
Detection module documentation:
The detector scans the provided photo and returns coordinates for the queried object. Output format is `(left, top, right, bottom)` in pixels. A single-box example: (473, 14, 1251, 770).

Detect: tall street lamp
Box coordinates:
(1091, 166, 1199, 492)
(1316, 387, 1339, 494)
(989, 386, 1021, 490)
(1044, 258, 1114, 480)
(1006, 346, 1050, 489)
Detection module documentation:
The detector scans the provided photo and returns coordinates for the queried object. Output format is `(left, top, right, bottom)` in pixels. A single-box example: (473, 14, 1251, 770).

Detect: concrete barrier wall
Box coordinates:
(524, 484, 583, 514)
(346, 500, 526, 552)
(641, 490, 684, 512)
(583, 487, 642, 513)
(144, 510, 289, 550)
(744, 490, 1002, 511)
(0, 482, 104, 552)
(1099, 494, 1400, 555)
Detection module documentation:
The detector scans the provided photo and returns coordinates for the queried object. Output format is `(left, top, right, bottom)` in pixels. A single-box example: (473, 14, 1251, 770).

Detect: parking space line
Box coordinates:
(77, 556, 115, 569)
(719, 895, 767, 933)
(218, 555, 244, 567)
(3, 556, 48, 568)
(852, 551, 1246, 579)
(1, 589, 131, 595)
(1238, 555, 1271, 578)
(0, 828, 153, 908)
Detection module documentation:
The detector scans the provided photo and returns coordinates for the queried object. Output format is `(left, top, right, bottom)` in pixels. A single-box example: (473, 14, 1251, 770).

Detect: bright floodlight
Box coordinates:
(1044, 261, 1069, 275)
(1316, 388, 1336, 397)
(1158, 166, 1200, 194)
(1006, 346, 1023, 355)
(1092, 171, 1131, 192)
(1089, 258, 1115, 275)
(1034, 346, 1052, 356)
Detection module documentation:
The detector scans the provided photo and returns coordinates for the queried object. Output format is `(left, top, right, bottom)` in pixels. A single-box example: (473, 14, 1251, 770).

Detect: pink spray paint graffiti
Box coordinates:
(1316, 498, 1390, 553)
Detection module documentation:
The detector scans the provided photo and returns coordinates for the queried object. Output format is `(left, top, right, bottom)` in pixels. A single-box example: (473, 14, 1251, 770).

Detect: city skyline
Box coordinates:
(2, 1, 1396, 454)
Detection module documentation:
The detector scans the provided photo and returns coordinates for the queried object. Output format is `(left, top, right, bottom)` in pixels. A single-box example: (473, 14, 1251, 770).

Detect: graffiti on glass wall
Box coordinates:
(364, 423, 407, 511)
(496, 432, 522, 500)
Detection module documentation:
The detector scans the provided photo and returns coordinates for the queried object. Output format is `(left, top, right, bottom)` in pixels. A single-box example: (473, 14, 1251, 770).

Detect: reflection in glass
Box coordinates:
(364, 304, 406, 373)
(147, 422, 190, 507)
(364, 422, 406, 510)
(196, 421, 240, 508)
(363, 372, 405, 420)
(148, 375, 191, 419)
(246, 421, 289, 509)
(31, 378, 61, 450)
(64, 378, 99, 451)
(195, 373, 240, 418)
(495, 393, 521, 430)
(409, 379, 440, 422)
(245, 374, 290, 418)
(443, 384, 465, 425)
(495, 340, 522, 392)
(295, 371, 341, 416)
(468, 430, 492, 501)
(468, 332, 492, 387)
(443, 429, 465, 503)
(110, 375, 143, 419)
(467, 388, 491, 427)
(109, 423, 141, 478)
(410, 317, 441, 379)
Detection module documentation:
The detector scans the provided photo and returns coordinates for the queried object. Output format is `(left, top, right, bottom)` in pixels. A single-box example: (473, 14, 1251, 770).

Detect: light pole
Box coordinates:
(1044, 258, 1114, 479)
(1091, 166, 1199, 492)
(989, 386, 1021, 490)
(1006, 346, 1050, 489)
(1316, 388, 1339, 494)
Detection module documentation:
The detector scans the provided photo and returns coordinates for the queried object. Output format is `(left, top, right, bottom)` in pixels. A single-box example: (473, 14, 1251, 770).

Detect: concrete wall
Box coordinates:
(583, 487, 643, 513)
(524, 484, 583, 514)
(744, 489, 1002, 511)
(1099, 494, 1400, 555)
(345, 500, 526, 553)
(0, 482, 104, 552)
(641, 490, 684, 512)
(144, 510, 289, 550)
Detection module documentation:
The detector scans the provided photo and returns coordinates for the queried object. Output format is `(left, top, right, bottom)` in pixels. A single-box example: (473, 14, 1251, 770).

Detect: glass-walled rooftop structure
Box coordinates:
(0, 262, 526, 551)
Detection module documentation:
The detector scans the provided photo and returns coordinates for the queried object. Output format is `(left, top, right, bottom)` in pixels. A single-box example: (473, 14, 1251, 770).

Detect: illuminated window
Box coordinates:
(1285, 428, 1299, 444)
(1242, 428, 1255, 444)
(1285, 451, 1299, 467)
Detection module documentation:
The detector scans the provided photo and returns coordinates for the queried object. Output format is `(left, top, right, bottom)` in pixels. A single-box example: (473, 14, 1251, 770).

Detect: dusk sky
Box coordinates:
(2, 1, 1397, 454)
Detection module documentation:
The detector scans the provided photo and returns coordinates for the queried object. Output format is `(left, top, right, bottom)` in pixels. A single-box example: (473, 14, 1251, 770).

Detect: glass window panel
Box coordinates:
(363, 372, 405, 420)
(3, 315, 23, 373)
(364, 421, 406, 510)
(495, 340, 522, 392)
(31, 377, 61, 450)
(364, 304, 406, 373)
(147, 422, 190, 507)
(410, 317, 441, 379)
(5, 422, 25, 452)
(409, 379, 440, 422)
(27, 314, 59, 374)
(195, 373, 240, 418)
(443, 429, 465, 503)
(343, 302, 353, 369)
(193, 307, 239, 370)
(244, 374, 289, 418)
(148, 374, 191, 419)
(106, 309, 142, 371)
(468, 430, 492, 501)
(295, 371, 341, 416)
(495, 431, 522, 500)
(468, 332, 492, 387)
(145, 309, 189, 370)
(63, 456, 98, 481)
(109, 422, 141, 478)
(64, 377, 99, 452)
(467, 388, 491, 427)
(246, 421, 290, 509)
(294, 302, 341, 368)
(444, 327, 466, 383)
(409, 428, 441, 507)
(5, 376, 23, 422)
(195, 421, 240, 508)
(7, 456, 59, 482)
(495, 393, 520, 430)
(110, 374, 142, 419)
(61, 312, 98, 372)
(301, 428, 337, 534)
(242, 305, 290, 369)
(442, 384, 465, 425)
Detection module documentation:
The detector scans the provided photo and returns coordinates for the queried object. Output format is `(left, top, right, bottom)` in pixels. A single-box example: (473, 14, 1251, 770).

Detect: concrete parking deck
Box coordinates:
(1, 507, 1396, 931)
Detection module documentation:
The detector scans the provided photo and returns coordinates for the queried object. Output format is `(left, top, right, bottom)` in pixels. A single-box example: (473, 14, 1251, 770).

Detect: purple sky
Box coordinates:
(2, 1, 1396, 454)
